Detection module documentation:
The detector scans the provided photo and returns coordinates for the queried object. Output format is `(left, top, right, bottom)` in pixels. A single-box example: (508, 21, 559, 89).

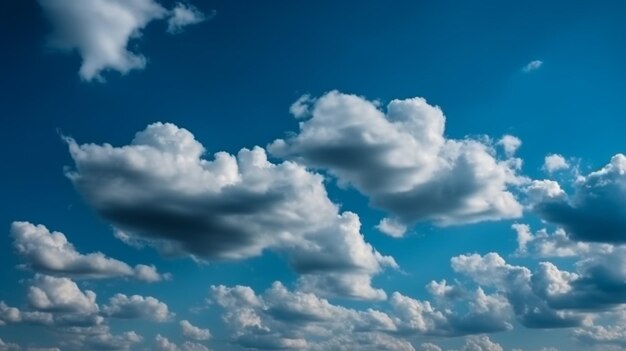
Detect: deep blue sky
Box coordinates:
(1, 1, 626, 350)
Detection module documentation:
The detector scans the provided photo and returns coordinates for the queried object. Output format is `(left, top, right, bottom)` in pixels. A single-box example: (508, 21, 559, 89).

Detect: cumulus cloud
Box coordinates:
(180, 320, 211, 341)
(270, 91, 524, 236)
(38, 0, 207, 81)
(390, 287, 512, 336)
(459, 335, 503, 351)
(512, 224, 594, 258)
(68, 326, 143, 351)
(11, 221, 166, 282)
(155, 335, 210, 351)
(451, 253, 585, 328)
(65, 122, 395, 300)
(543, 154, 569, 173)
(210, 280, 519, 350)
(376, 218, 407, 238)
(102, 293, 172, 321)
(0, 301, 54, 326)
(522, 60, 543, 73)
(533, 154, 626, 243)
(28, 275, 98, 315)
(498, 135, 522, 158)
(210, 282, 414, 351)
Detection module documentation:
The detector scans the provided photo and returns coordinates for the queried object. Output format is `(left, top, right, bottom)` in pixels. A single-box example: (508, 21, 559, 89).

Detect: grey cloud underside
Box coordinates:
(65, 122, 395, 300)
(533, 154, 626, 243)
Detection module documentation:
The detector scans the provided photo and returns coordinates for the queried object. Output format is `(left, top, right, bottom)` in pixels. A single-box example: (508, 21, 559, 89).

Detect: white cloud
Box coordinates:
(498, 135, 522, 158)
(0, 301, 54, 326)
(512, 224, 595, 257)
(28, 275, 98, 315)
(270, 91, 524, 230)
(376, 218, 407, 238)
(167, 3, 208, 34)
(38, 0, 207, 81)
(155, 335, 210, 351)
(72, 326, 143, 351)
(210, 282, 414, 351)
(543, 154, 569, 173)
(11, 221, 166, 282)
(459, 335, 503, 351)
(522, 60, 543, 73)
(65, 122, 395, 300)
(102, 293, 172, 322)
(180, 320, 211, 341)
(451, 253, 584, 328)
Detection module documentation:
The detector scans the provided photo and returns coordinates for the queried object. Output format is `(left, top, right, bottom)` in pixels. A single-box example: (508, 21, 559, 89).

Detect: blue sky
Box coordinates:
(1, 1, 626, 350)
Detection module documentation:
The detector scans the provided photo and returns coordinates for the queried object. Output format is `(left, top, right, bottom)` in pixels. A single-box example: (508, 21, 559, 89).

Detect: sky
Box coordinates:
(1, 1, 626, 350)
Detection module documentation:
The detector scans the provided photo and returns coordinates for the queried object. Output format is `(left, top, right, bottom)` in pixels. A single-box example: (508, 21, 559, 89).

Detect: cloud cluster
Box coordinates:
(155, 335, 210, 351)
(11, 221, 166, 282)
(38, 0, 207, 81)
(270, 91, 524, 236)
(532, 154, 626, 243)
(210, 282, 413, 351)
(65, 122, 395, 299)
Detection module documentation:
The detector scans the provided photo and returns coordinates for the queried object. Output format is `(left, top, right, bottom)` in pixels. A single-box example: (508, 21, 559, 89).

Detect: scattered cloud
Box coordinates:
(155, 335, 210, 351)
(167, 3, 210, 34)
(498, 135, 522, 158)
(522, 60, 543, 73)
(543, 154, 570, 173)
(38, 0, 208, 81)
(102, 293, 172, 322)
(270, 91, 525, 236)
(65, 122, 396, 300)
(459, 335, 503, 351)
(11, 221, 166, 282)
(180, 320, 211, 341)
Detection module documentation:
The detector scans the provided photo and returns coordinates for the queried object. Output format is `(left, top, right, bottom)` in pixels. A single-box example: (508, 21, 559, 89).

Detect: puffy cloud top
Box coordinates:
(270, 91, 524, 235)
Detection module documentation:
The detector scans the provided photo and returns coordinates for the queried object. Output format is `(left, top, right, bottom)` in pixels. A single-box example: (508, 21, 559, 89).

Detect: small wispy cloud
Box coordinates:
(522, 60, 543, 73)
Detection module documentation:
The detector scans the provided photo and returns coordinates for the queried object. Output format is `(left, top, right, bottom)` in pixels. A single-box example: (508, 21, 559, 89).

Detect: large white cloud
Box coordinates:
(269, 91, 524, 236)
(38, 0, 206, 81)
(11, 221, 166, 282)
(65, 122, 395, 300)
(532, 154, 626, 243)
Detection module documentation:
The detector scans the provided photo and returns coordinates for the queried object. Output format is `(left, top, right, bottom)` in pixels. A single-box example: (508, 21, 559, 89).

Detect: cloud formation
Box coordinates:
(38, 0, 206, 81)
(270, 91, 524, 236)
(543, 154, 569, 173)
(102, 293, 172, 322)
(533, 154, 626, 243)
(180, 320, 211, 341)
(11, 221, 166, 282)
(65, 122, 395, 300)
